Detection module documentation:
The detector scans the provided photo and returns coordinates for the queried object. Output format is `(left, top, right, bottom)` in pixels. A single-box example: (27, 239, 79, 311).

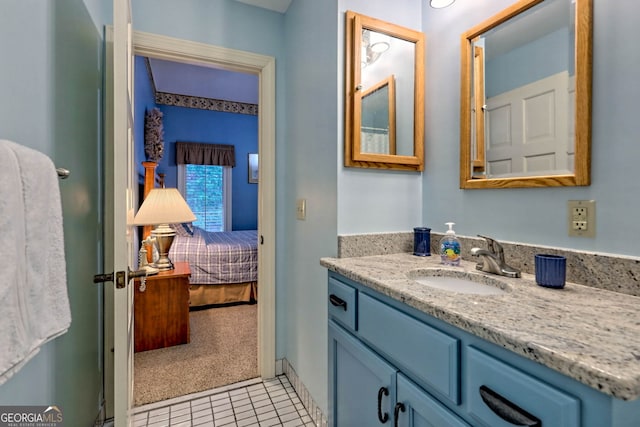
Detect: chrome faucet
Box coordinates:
(470, 235, 521, 278)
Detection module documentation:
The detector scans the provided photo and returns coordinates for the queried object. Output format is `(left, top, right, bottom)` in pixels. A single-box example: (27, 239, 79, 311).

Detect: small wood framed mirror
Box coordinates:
(345, 11, 425, 171)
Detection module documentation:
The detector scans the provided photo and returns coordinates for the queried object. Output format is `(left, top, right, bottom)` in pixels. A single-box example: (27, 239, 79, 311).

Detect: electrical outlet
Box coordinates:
(572, 207, 587, 221)
(568, 200, 595, 237)
(572, 221, 587, 231)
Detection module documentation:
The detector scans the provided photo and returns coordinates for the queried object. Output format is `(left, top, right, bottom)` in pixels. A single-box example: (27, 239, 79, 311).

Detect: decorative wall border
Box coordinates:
(155, 92, 258, 115)
(282, 359, 328, 427)
(143, 57, 258, 115)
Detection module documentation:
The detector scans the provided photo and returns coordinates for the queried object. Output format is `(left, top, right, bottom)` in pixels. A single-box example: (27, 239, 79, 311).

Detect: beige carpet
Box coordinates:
(134, 303, 258, 406)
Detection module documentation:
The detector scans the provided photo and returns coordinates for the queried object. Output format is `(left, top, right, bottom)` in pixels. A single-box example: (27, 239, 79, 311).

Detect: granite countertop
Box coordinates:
(320, 253, 640, 401)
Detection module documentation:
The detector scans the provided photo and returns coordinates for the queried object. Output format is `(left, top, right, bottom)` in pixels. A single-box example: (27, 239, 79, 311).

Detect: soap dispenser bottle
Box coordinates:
(440, 222, 461, 266)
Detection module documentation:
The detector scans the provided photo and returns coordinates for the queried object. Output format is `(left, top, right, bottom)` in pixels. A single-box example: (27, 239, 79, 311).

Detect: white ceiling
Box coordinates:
(147, 58, 259, 104)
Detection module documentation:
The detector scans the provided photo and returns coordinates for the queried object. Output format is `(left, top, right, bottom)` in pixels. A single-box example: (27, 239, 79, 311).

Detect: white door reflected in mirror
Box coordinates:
(460, 0, 593, 189)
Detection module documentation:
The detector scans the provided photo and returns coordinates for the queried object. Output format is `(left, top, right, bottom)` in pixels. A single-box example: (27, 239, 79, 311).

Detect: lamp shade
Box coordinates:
(133, 188, 196, 226)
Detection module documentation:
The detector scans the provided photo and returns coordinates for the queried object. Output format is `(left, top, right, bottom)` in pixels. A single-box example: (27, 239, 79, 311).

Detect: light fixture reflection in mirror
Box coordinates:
(362, 30, 390, 67)
(460, 0, 592, 189)
(431, 0, 455, 8)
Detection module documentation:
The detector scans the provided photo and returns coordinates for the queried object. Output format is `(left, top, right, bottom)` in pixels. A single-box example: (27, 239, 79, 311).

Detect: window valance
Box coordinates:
(176, 142, 235, 167)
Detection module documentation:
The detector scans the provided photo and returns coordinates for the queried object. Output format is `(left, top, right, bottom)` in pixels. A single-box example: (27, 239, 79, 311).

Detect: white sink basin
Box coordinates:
(408, 269, 510, 295)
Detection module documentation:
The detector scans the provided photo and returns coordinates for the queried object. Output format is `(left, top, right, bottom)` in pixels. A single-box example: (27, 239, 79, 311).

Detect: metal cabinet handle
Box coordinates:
(393, 402, 405, 427)
(329, 294, 347, 311)
(479, 385, 541, 427)
(377, 387, 389, 423)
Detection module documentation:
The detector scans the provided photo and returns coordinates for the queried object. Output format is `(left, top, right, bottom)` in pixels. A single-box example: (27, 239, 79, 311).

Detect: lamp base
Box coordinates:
(150, 224, 176, 271)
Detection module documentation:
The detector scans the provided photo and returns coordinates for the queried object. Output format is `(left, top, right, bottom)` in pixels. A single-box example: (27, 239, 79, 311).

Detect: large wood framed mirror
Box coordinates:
(460, 0, 593, 188)
(345, 11, 425, 171)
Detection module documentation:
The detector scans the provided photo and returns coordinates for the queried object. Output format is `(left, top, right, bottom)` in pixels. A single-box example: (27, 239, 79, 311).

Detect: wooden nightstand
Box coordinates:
(134, 262, 191, 352)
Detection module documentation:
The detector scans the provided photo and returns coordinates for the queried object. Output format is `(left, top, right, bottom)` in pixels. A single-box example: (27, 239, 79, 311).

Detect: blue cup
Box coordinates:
(535, 254, 566, 288)
(413, 227, 431, 256)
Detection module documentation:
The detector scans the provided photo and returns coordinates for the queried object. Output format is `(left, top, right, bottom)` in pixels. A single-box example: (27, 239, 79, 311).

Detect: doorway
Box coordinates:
(104, 30, 276, 417)
(133, 56, 259, 405)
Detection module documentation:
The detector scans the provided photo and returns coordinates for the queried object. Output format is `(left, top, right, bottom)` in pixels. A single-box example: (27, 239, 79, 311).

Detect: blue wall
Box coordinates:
(283, 0, 339, 414)
(422, 0, 640, 257)
(134, 56, 258, 231)
(337, 0, 424, 234)
(134, 56, 158, 182)
(156, 105, 258, 230)
(486, 28, 570, 98)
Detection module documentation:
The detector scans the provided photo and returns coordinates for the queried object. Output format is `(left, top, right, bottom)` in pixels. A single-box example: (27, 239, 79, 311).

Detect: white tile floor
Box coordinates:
(133, 376, 315, 427)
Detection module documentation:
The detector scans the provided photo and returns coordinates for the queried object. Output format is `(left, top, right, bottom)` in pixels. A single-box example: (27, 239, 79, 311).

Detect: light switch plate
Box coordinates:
(296, 199, 306, 220)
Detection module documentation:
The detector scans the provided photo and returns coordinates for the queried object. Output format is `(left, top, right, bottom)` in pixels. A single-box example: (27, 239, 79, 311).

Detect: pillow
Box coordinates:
(170, 223, 194, 237)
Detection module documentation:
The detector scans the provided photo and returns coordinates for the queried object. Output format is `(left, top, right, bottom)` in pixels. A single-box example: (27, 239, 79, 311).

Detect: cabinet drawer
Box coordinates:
(467, 346, 580, 427)
(358, 292, 460, 404)
(328, 277, 357, 331)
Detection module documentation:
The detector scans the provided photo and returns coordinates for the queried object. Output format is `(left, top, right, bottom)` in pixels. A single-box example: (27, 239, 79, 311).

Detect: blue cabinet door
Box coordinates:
(329, 321, 397, 427)
(358, 292, 460, 404)
(395, 374, 471, 427)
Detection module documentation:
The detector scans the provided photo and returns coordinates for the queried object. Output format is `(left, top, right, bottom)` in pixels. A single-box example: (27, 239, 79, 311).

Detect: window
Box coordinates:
(178, 164, 232, 232)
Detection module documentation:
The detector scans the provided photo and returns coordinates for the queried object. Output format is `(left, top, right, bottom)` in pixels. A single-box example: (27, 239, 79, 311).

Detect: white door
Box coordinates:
(105, 0, 135, 425)
(485, 71, 569, 177)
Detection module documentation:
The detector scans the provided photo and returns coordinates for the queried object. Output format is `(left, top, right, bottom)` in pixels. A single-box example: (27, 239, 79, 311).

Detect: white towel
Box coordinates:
(0, 141, 32, 383)
(0, 140, 71, 385)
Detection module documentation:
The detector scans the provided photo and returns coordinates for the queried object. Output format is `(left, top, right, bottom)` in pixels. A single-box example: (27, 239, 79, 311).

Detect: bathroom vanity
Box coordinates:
(322, 253, 640, 427)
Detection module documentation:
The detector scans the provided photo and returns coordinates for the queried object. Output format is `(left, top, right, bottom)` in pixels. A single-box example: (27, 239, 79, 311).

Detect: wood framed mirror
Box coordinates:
(460, 0, 593, 188)
(345, 11, 425, 171)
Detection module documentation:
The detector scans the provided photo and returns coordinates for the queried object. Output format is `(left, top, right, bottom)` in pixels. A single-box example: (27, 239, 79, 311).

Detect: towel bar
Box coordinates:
(56, 167, 70, 179)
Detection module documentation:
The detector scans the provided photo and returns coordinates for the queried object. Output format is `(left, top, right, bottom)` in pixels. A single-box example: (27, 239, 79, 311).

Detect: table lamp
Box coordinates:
(133, 188, 196, 270)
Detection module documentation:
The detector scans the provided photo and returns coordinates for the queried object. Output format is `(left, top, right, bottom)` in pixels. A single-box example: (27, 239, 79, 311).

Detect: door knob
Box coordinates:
(93, 268, 147, 289)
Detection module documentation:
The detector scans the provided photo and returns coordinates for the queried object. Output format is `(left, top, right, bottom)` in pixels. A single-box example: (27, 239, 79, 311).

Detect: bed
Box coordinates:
(168, 226, 258, 307)
(141, 161, 258, 307)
